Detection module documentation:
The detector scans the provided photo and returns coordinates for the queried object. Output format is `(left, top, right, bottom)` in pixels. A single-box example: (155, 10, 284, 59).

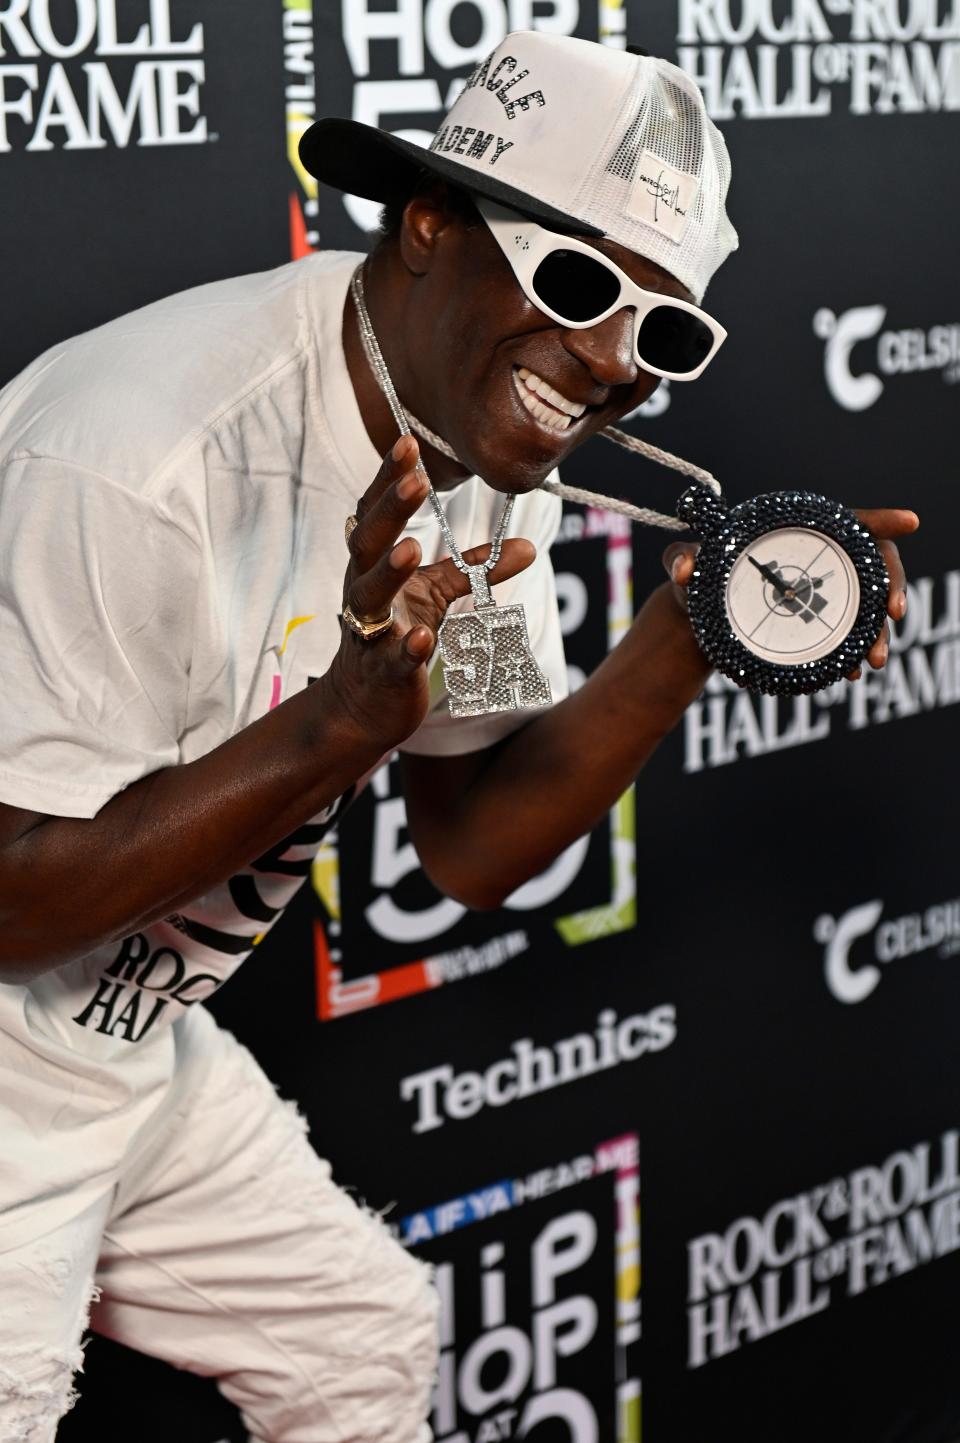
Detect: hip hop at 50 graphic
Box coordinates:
(402, 1135, 641, 1443)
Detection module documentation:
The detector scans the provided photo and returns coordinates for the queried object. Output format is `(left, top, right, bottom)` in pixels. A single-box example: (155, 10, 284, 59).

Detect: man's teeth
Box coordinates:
(513, 367, 587, 432)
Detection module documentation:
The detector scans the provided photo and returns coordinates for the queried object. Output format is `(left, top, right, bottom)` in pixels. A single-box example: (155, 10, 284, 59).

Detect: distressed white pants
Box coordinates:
(0, 1014, 438, 1443)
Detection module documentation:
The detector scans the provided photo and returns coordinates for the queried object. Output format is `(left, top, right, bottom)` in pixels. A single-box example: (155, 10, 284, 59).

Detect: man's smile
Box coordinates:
(511, 365, 592, 434)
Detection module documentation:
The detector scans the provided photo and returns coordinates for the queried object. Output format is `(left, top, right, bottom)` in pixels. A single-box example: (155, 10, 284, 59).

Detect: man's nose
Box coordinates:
(561, 307, 638, 388)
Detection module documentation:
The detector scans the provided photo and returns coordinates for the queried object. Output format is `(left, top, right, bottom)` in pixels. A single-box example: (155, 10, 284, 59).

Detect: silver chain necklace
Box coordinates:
(351, 266, 552, 719)
(351, 268, 517, 582)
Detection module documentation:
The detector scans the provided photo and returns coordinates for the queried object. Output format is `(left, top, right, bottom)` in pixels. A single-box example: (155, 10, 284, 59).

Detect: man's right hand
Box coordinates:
(330, 434, 536, 752)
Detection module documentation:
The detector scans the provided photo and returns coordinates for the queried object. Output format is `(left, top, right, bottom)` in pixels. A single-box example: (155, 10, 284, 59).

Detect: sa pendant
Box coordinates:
(438, 565, 552, 719)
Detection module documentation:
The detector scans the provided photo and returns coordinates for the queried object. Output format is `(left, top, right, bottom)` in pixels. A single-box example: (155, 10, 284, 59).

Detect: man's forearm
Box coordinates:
(0, 675, 384, 981)
(405, 585, 709, 909)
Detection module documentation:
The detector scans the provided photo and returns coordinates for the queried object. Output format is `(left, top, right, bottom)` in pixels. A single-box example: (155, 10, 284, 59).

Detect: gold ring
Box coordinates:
(342, 604, 394, 641)
(344, 514, 359, 545)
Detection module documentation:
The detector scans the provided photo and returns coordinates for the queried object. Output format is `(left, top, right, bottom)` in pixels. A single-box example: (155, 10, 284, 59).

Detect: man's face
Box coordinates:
(404, 196, 696, 494)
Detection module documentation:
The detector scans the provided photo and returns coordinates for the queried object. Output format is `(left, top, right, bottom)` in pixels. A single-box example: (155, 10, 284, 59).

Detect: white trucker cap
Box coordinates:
(300, 32, 738, 302)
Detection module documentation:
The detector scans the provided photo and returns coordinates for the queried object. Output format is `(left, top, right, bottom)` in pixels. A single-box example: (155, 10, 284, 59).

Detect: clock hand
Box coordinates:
(747, 553, 794, 598)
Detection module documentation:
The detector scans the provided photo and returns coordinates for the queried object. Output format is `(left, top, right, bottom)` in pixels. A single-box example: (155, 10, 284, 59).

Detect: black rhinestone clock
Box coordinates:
(677, 487, 889, 697)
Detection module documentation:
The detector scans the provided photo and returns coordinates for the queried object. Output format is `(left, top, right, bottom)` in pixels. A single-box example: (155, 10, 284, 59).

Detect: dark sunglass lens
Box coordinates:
(531, 250, 621, 323)
(637, 307, 714, 374)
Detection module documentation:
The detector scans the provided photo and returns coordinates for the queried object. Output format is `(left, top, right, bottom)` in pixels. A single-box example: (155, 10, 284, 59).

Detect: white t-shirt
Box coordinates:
(0, 252, 567, 1248)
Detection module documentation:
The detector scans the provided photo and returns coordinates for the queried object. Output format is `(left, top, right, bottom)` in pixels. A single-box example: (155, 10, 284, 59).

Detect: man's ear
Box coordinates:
(398, 187, 459, 276)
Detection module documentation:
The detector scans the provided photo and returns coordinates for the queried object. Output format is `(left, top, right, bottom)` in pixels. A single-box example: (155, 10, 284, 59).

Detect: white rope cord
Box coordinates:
(603, 425, 720, 494)
(403, 407, 709, 532)
(538, 476, 687, 531)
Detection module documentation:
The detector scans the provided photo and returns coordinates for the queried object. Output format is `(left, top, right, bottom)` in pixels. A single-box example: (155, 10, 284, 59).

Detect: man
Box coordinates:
(0, 30, 913, 1443)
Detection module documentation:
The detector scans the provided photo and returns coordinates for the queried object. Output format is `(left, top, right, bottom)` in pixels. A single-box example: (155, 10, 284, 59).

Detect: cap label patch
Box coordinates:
(626, 151, 700, 243)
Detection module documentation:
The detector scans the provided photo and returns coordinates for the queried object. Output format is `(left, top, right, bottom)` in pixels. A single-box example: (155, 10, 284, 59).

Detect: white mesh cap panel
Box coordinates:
(432, 35, 737, 303)
(575, 56, 738, 301)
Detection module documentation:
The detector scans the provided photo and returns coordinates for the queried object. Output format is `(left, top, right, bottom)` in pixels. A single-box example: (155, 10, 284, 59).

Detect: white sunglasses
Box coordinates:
(475, 196, 726, 383)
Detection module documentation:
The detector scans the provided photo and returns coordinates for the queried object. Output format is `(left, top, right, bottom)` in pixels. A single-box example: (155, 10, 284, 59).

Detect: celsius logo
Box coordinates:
(813, 305, 886, 411)
(0, 0, 209, 152)
(815, 897, 960, 1003)
(814, 305, 960, 411)
(815, 899, 884, 1002)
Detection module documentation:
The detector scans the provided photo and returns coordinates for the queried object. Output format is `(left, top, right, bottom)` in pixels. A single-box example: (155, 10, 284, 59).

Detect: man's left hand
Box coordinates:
(662, 505, 920, 679)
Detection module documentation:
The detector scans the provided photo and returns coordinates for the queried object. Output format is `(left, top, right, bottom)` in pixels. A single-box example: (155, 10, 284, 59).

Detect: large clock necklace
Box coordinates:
(676, 486, 889, 696)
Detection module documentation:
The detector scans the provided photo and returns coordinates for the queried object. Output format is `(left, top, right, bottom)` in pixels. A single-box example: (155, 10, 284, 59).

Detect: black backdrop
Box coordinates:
(2, 1, 958, 1440)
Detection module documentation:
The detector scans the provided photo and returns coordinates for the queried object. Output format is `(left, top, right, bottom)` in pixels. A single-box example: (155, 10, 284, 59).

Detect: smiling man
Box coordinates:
(0, 30, 914, 1443)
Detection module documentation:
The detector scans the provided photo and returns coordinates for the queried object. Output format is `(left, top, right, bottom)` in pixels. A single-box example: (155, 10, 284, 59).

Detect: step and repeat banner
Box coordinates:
(1, 1, 957, 1440)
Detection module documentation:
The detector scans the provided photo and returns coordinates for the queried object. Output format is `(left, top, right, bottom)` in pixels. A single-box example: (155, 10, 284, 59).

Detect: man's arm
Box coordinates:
(400, 580, 706, 910)
(0, 673, 392, 982)
(401, 508, 917, 910)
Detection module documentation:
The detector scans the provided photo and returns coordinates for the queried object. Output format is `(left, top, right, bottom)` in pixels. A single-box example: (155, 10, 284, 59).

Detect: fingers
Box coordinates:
(349, 452, 429, 584)
(662, 541, 699, 587)
(348, 534, 423, 624)
(852, 507, 917, 623)
(876, 537, 908, 622)
(356, 434, 421, 525)
(462, 538, 536, 585)
(402, 625, 435, 664)
(865, 621, 890, 670)
(421, 538, 537, 607)
(854, 507, 920, 540)
(854, 535, 903, 672)
(370, 622, 435, 670)
(847, 509, 918, 677)
(350, 533, 537, 630)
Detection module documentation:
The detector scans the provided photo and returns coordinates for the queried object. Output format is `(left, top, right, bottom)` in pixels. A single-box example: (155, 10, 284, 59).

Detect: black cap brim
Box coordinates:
(299, 118, 603, 238)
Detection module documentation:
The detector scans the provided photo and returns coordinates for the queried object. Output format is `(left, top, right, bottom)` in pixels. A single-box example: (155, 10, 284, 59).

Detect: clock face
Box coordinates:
(679, 488, 888, 697)
(725, 527, 861, 666)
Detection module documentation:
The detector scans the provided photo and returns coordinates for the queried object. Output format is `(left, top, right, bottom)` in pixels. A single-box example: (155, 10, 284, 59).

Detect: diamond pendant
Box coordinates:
(437, 565, 553, 719)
